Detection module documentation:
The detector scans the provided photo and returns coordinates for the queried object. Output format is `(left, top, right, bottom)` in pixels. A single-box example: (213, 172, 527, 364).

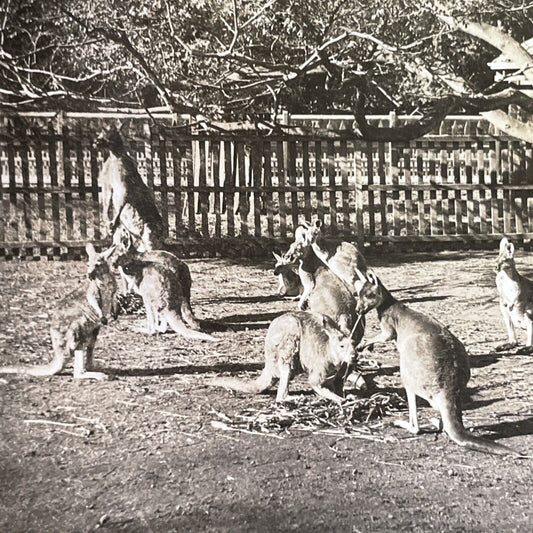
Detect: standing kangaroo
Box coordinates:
(118, 258, 216, 342)
(0, 244, 118, 380)
(495, 237, 533, 354)
(355, 270, 522, 455)
(97, 124, 165, 251)
(110, 227, 203, 333)
(211, 312, 357, 404)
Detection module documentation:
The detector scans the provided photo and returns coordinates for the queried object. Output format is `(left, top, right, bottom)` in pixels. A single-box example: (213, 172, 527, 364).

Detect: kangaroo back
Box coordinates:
(307, 266, 364, 343)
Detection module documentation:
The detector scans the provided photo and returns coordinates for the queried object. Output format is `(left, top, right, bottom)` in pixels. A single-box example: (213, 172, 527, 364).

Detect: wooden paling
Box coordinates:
(1, 111, 533, 259)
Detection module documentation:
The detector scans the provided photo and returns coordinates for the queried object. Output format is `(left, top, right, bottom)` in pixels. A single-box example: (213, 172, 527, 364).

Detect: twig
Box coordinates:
(24, 419, 77, 427)
(210, 420, 284, 439)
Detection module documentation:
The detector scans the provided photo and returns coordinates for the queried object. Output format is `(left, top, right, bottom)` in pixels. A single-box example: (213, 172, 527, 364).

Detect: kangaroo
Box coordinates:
(110, 227, 202, 332)
(304, 219, 367, 292)
(495, 237, 533, 354)
(97, 124, 165, 252)
(211, 311, 357, 404)
(283, 224, 324, 309)
(0, 244, 118, 380)
(354, 269, 522, 456)
(118, 258, 216, 342)
(272, 252, 302, 298)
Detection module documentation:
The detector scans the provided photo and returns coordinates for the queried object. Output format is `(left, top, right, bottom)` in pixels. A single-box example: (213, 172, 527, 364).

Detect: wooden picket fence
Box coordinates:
(1, 110, 532, 259)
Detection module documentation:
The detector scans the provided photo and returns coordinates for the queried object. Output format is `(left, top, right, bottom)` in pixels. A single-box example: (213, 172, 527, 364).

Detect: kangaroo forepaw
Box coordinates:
(495, 341, 518, 352)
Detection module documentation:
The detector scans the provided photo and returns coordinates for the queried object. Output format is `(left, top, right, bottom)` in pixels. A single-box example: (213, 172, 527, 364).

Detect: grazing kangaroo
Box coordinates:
(304, 219, 367, 292)
(495, 237, 533, 354)
(354, 269, 522, 455)
(97, 124, 165, 251)
(0, 244, 118, 380)
(273, 252, 302, 298)
(211, 312, 357, 404)
(118, 258, 216, 342)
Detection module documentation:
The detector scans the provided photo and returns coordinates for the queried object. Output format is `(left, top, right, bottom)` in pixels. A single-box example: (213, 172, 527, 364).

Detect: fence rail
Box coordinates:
(1, 110, 532, 259)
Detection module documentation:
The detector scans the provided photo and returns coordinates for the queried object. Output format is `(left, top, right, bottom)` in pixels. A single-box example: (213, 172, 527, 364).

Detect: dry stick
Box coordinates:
(340, 313, 365, 382)
(24, 419, 91, 437)
(24, 419, 77, 427)
(210, 420, 284, 439)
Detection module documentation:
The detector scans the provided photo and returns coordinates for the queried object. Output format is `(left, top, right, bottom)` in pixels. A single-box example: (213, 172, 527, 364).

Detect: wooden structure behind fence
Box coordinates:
(1, 110, 532, 259)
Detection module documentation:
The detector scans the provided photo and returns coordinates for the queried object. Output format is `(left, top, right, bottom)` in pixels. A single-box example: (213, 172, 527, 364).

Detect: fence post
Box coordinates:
(388, 111, 400, 237)
(354, 143, 365, 247)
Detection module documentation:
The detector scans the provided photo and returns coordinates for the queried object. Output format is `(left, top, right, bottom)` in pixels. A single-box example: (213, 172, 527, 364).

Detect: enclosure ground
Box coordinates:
(0, 251, 532, 532)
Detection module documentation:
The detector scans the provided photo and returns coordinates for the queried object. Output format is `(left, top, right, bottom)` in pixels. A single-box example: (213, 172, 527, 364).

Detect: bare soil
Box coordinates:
(0, 250, 532, 533)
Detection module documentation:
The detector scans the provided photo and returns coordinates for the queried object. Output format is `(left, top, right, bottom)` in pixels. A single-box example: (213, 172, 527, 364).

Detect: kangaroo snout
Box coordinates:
(355, 300, 369, 315)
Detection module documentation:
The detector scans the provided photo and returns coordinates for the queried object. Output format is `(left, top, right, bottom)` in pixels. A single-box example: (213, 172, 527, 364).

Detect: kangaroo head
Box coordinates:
(354, 269, 385, 315)
(322, 315, 357, 364)
(273, 251, 289, 268)
(496, 237, 515, 271)
(304, 219, 322, 244)
(86, 244, 115, 280)
(96, 122, 125, 154)
(294, 224, 309, 244)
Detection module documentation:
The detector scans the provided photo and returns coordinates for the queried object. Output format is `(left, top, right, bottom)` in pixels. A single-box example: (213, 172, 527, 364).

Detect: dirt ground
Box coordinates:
(0, 249, 532, 533)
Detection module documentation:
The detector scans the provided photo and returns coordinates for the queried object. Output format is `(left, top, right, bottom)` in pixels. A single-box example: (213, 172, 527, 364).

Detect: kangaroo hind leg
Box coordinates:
(495, 304, 518, 351)
(517, 315, 533, 354)
(394, 388, 420, 434)
(73, 329, 107, 380)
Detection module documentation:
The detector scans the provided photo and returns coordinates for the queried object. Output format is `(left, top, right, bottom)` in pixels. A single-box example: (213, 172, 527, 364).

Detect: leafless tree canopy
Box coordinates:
(2, 0, 533, 140)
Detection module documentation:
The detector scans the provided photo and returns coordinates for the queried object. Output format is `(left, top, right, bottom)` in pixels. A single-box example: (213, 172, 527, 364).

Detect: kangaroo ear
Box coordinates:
(367, 270, 379, 286)
(499, 237, 509, 253)
(314, 219, 322, 229)
(86, 243, 96, 260)
(354, 279, 365, 295)
(354, 267, 367, 282)
(273, 252, 282, 262)
(506, 241, 515, 258)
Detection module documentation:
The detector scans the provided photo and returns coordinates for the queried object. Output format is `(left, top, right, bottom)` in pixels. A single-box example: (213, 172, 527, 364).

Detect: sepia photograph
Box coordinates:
(0, 1, 531, 531)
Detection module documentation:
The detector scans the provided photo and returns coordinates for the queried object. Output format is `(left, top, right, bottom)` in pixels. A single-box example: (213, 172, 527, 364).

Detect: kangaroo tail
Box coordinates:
(210, 368, 273, 394)
(166, 311, 217, 342)
(0, 353, 66, 377)
(442, 408, 523, 457)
